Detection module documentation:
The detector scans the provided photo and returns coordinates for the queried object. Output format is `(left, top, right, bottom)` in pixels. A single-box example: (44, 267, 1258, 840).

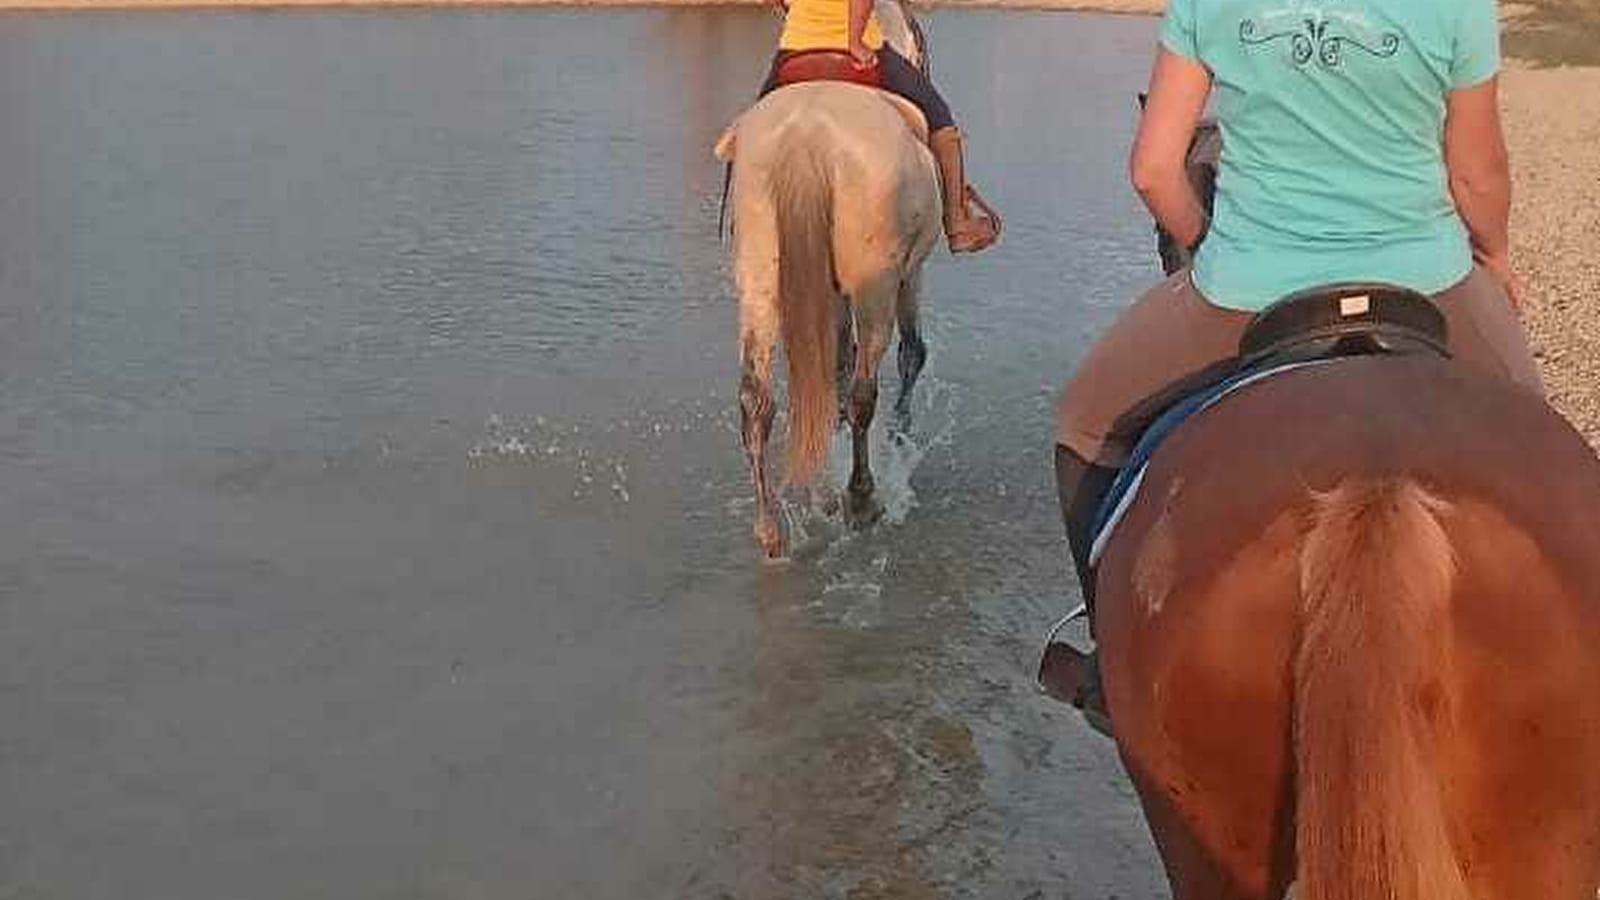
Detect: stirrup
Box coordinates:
(1036, 604, 1113, 737)
(948, 186, 1002, 253)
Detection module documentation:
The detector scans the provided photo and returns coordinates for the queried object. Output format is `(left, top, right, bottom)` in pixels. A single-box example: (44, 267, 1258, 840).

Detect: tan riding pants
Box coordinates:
(1056, 266, 1546, 466)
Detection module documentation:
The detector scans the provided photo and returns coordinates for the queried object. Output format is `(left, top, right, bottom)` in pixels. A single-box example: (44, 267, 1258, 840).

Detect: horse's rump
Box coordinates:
(715, 84, 930, 166)
(1097, 355, 1600, 899)
(733, 85, 939, 486)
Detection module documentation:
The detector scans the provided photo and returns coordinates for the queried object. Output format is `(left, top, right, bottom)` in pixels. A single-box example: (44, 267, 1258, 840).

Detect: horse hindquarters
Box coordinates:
(1298, 480, 1600, 900)
(1106, 477, 1600, 900)
(1098, 360, 1600, 900)
(729, 121, 845, 557)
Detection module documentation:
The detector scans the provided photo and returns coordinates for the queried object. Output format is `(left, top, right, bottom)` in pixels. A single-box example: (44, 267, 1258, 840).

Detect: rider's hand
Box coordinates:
(848, 40, 878, 70)
(1479, 252, 1524, 313)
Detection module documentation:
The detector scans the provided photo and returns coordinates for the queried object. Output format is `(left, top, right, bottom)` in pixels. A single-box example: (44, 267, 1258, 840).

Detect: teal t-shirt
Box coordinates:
(1161, 0, 1501, 311)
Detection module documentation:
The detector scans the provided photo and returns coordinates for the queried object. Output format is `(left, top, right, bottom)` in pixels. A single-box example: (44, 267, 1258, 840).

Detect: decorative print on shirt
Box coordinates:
(1239, 11, 1400, 69)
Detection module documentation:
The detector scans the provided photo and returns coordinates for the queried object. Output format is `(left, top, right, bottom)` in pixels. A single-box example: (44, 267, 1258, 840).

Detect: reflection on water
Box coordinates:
(0, 7, 1171, 899)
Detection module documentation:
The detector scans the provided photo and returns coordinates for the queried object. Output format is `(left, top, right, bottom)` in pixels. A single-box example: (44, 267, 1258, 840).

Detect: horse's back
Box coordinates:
(1103, 356, 1600, 600)
(1099, 356, 1600, 899)
(732, 82, 923, 155)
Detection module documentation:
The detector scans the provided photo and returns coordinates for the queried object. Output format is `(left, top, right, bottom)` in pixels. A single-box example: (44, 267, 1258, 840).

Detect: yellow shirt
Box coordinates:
(779, 0, 885, 52)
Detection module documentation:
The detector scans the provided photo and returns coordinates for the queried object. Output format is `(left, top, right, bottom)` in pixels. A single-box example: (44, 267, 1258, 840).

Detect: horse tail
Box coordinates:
(770, 130, 837, 487)
(1294, 478, 1468, 900)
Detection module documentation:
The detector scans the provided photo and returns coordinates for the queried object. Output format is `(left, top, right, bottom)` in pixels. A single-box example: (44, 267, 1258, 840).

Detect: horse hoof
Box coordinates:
(755, 520, 786, 559)
(889, 406, 915, 435)
(845, 492, 883, 529)
(816, 488, 842, 518)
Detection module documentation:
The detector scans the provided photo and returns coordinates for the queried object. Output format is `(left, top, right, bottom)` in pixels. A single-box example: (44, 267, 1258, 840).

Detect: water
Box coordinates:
(0, 8, 1170, 898)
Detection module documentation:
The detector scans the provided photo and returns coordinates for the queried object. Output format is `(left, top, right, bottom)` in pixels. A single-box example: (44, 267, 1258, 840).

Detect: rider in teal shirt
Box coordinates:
(1169, 0, 1503, 310)
(1049, 0, 1543, 724)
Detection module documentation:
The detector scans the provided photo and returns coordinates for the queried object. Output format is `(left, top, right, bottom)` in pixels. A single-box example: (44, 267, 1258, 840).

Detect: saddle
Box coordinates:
(1241, 282, 1449, 368)
(772, 50, 883, 90)
(1087, 283, 1449, 566)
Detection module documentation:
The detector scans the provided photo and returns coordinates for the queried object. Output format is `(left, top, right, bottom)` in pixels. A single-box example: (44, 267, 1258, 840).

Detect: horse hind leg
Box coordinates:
(892, 271, 927, 434)
(733, 172, 788, 558)
(843, 274, 897, 527)
(835, 294, 856, 427)
(739, 328, 783, 557)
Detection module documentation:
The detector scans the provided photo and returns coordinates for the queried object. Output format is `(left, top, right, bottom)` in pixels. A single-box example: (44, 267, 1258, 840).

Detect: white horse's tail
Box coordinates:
(770, 130, 838, 487)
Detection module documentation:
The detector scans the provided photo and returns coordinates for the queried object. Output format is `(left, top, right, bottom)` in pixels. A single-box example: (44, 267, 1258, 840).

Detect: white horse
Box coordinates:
(716, 1, 939, 558)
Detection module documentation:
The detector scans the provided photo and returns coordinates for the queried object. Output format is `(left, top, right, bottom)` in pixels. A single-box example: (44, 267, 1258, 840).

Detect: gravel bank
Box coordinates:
(1502, 63, 1600, 445)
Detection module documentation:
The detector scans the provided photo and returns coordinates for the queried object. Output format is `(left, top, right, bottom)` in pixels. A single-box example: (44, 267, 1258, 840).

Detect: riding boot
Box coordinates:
(1053, 443, 1120, 732)
(928, 127, 1001, 254)
(1055, 444, 1118, 616)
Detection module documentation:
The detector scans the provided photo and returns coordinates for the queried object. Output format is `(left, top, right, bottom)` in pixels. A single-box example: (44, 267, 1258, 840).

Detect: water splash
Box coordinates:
(467, 413, 539, 461)
(722, 376, 964, 565)
(817, 552, 890, 628)
(822, 378, 960, 526)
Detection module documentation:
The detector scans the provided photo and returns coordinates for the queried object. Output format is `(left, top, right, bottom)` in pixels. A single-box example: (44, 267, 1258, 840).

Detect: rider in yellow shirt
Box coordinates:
(759, 0, 1001, 253)
(778, 0, 886, 52)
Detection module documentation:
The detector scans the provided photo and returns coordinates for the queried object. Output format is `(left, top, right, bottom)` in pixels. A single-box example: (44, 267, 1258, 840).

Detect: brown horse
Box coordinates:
(1069, 108, 1600, 900)
(1097, 355, 1600, 900)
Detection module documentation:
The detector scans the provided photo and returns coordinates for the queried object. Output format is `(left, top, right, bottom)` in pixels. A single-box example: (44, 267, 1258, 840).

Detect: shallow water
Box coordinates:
(0, 8, 1172, 898)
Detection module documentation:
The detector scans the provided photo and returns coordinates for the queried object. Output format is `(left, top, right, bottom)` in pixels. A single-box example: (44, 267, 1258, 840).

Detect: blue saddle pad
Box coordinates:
(1087, 358, 1335, 565)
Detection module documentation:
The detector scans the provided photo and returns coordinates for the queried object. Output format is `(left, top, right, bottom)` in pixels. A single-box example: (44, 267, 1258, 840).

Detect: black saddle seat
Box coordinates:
(1239, 282, 1450, 369)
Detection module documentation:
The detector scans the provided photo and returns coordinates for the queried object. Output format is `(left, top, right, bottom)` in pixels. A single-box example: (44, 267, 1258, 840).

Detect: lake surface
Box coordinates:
(0, 7, 1172, 898)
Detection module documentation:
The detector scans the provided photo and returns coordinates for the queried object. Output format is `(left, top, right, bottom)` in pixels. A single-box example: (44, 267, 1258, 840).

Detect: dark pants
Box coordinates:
(758, 47, 956, 132)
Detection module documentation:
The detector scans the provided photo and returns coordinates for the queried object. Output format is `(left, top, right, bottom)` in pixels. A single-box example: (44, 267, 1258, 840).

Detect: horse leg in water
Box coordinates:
(893, 271, 927, 433)
(836, 294, 856, 425)
(804, 295, 851, 520)
(843, 273, 898, 526)
(734, 192, 785, 558)
(738, 328, 781, 557)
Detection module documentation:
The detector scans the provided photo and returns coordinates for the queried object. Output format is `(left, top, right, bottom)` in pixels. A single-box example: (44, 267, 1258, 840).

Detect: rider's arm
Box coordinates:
(1444, 77, 1515, 301)
(1130, 48, 1213, 253)
(1444, 0, 1518, 306)
(847, 0, 875, 63)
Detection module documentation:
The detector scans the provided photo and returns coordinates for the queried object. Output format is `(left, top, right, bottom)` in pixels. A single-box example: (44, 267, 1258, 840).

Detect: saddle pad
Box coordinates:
(1088, 358, 1338, 566)
(775, 51, 883, 89)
